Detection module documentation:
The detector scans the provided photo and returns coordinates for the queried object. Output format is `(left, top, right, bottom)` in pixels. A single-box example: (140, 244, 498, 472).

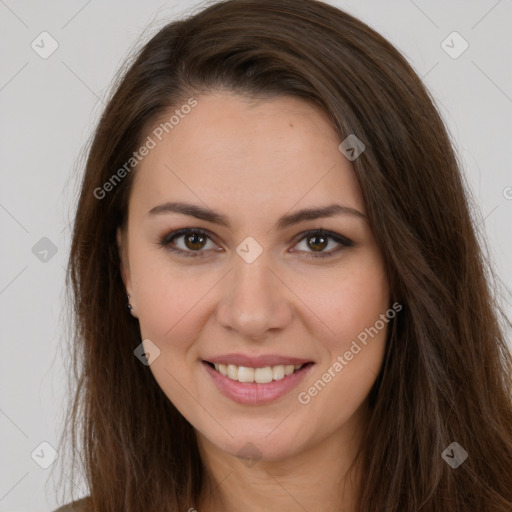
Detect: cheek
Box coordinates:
(296, 313, 389, 441)
(294, 252, 390, 354)
(333, 267, 389, 348)
(130, 257, 214, 417)
(129, 247, 216, 348)
(294, 252, 389, 418)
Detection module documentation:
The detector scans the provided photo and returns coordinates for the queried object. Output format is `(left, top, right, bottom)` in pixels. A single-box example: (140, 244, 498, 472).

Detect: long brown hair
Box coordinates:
(56, 0, 512, 510)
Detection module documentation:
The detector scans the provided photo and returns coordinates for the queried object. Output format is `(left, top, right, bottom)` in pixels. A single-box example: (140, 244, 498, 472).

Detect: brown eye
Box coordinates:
(183, 231, 208, 250)
(306, 233, 329, 252)
(293, 229, 353, 259)
(159, 229, 218, 258)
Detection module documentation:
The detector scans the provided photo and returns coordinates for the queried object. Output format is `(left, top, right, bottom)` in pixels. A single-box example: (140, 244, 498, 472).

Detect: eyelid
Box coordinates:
(290, 228, 353, 248)
(158, 227, 352, 258)
(289, 229, 353, 259)
(158, 227, 220, 258)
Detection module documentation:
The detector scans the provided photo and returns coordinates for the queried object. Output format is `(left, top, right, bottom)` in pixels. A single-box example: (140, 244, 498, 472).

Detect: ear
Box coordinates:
(116, 226, 132, 295)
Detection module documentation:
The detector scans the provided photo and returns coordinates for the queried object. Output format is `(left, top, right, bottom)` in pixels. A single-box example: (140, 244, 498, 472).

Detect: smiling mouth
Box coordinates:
(203, 361, 313, 384)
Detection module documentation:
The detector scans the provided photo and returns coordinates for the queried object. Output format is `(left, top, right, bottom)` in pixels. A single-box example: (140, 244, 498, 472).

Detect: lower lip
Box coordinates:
(202, 361, 314, 405)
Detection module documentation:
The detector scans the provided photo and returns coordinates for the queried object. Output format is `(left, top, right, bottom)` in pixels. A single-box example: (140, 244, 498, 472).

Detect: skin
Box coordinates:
(117, 92, 390, 512)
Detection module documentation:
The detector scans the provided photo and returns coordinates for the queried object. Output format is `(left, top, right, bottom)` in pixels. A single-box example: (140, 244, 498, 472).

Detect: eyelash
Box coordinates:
(158, 228, 353, 259)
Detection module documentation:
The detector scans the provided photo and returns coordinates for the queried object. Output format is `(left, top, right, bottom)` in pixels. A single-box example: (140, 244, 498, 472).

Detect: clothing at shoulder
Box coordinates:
(53, 496, 90, 512)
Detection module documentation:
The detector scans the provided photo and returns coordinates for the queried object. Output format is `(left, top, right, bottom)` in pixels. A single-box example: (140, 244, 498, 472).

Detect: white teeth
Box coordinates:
(211, 362, 306, 383)
(284, 365, 295, 376)
(237, 366, 254, 382)
(254, 366, 273, 384)
(227, 364, 238, 380)
(272, 365, 285, 381)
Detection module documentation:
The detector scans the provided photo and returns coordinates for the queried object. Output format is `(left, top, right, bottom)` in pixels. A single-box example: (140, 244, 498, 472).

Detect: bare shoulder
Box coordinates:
(53, 496, 90, 512)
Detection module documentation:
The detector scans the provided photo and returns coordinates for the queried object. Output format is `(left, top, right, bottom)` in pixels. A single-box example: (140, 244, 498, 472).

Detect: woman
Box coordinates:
(54, 0, 512, 510)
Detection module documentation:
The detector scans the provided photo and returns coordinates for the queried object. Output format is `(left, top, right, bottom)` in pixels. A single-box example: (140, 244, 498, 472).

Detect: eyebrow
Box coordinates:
(147, 201, 366, 230)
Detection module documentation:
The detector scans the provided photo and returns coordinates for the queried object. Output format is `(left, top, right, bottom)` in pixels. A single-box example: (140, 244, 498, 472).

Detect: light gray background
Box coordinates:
(1, 0, 511, 510)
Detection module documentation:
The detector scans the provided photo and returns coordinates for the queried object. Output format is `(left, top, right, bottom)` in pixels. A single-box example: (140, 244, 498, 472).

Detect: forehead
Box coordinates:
(129, 92, 365, 223)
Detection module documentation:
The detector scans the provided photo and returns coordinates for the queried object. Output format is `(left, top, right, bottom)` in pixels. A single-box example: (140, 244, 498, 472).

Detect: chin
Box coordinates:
(199, 418, 314, 463)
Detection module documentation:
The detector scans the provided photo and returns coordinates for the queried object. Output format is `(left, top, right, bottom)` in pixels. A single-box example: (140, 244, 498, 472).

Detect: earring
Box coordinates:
(127, 294, 133, 313)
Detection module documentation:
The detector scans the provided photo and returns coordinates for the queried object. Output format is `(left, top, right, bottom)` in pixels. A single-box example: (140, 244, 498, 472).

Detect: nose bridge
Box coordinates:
(217, 248, 292, 339)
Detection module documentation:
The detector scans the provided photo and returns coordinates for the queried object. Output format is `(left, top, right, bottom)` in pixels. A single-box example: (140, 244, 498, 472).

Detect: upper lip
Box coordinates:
(204, 353, 313, 367)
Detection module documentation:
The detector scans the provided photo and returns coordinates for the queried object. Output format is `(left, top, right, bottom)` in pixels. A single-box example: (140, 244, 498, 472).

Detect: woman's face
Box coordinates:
(118, 92, 390, 463)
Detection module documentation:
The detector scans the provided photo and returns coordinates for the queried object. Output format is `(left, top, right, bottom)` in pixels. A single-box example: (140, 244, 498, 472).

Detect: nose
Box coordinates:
(216, 253, 294, 341)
